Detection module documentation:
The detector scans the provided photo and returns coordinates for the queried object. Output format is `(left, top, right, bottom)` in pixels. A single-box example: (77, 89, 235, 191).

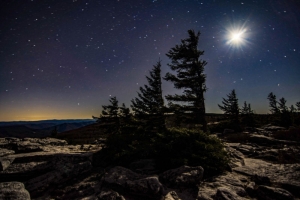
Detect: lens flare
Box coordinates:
(227, 29, 247, 46)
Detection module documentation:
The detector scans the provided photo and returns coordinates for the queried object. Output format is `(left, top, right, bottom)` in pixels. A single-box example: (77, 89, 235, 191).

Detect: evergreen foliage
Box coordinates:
(102, 96, 119, 118)
(241, 101, 255, 127)
(164, 30, 207, 131)
(241, 101, 253, 115)
(278, 97, 288, 112)
(155, 128, 229, 176)
(100, 96, 132, 132)
(131, 59, 165, 129)
(267, 92, 280, 114)
(218, 89, 239, 123)
(267, 93, 294, 127)
(98, 127, 229, 177)
(278, 97, 292, 127)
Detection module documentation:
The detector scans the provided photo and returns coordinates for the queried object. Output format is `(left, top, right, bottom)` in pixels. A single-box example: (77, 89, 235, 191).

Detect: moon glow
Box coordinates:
(226, 28, 248, 47)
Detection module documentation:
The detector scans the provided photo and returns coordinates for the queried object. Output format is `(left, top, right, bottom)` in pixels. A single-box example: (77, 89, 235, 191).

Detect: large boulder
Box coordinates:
(197, 172, 248, 200)
(159, 165, 204, 187)
(0, 182, 31, 200)
(103, 166, 164, 198)
(26, 161, 92, 198)
(225, 144, 245, 169)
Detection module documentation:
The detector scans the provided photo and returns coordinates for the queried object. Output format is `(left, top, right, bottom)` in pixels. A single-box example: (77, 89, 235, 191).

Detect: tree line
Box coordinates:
(96, 29, 300, 132)
(218, 89, 300, 129)
(96, 30, 208, 132)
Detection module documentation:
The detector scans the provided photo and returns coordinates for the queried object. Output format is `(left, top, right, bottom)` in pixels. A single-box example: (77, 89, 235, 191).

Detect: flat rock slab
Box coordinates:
(249, 134, 299, 146)
(0, 148, 15, 157)
(0, 182, 31, 200)
(233, 158, 300, 197)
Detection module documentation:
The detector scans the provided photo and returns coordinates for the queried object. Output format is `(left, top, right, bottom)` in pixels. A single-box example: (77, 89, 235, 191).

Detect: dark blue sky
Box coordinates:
(1, 0, 299, 121)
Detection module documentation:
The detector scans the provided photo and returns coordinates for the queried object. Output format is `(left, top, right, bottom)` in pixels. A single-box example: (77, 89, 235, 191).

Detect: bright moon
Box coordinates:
(231, 32, 242, 42)
(228, 30, 245, 45)
(225, 25, 249, 47)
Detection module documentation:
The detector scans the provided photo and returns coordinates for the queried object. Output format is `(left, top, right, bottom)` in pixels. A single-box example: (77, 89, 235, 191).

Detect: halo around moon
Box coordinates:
(227, 29, 246, 46)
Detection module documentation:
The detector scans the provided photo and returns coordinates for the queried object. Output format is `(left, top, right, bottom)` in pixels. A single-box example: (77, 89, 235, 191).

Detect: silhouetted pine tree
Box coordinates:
(101, 96, 121, 130)
(131, 59, 165, 129)
(218, 89, 239, 124)
(164, 30, 207, 131)
(241, 101, 253, 115)
(278, 97, 291, 127)
(267, 92, 280, 114)
(102, 96, 119, 118)
(119, 103, 131, 126)
(241, 101, 255, 127)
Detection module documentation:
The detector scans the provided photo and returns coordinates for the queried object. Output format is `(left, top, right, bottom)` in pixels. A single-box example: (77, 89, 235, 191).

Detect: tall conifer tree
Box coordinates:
(267, 92, 280, 114)
(102, 96, 119, 118)
(218, 89, 240, 123)
(131, 59, 165, 129)
(164, 30, 207, 131)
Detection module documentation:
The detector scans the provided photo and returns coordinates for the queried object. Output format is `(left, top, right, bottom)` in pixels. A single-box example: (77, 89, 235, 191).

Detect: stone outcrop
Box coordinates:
(197, 172, 248, 200)
(0, 182, 30, 200)
(0, 137, 102, 199)
(159, 165, 204, 187)
(0, 134, 299, 200)
(103, 166, 164, 198)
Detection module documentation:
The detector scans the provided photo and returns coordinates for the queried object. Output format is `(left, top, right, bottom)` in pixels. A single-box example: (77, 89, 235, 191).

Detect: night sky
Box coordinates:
(1, 0, 300, 121)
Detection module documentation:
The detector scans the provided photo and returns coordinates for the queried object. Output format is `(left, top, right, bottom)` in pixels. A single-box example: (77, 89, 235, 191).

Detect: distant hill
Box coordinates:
(56, 123, 107, 144)
(42, 121, 96, 133)
(0, 125, 49, 138)
(0, 119, 96, 127)
(0, 119, 96, 138)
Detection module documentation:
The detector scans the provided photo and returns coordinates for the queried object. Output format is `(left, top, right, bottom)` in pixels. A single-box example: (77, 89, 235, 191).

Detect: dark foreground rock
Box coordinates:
(0, 182, 30, 200)
(0, 136, 299, 199)
(103, 166, 164, 198)
(0, 137, 102, 199)
(159, 165, 204, 187)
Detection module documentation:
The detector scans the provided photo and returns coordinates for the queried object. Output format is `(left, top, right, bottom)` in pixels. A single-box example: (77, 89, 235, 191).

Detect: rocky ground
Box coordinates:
(0, 125, 300, 200)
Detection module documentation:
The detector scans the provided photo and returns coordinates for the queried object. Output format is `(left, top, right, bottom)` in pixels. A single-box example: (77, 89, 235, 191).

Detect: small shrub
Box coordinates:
(154, 128, 229, 177)
(98, 126, 229, 177)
